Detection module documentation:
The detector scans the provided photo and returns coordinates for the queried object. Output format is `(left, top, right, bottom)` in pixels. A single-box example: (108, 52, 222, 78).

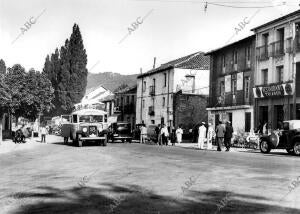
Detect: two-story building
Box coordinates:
(114, 85, 137, 129)
(252, 9, 300, 129)
(136, 52, 210, 131)
(206, 35, 255, 133)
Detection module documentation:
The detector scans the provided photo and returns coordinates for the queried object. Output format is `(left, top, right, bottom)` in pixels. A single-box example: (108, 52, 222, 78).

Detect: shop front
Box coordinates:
(253, 82, 294, 130)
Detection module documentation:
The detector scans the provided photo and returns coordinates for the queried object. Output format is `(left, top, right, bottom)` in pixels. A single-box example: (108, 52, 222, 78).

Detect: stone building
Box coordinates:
(136, 52, 210, 130)
(252, 9, 300, 129)
(206, 35, 255, 133)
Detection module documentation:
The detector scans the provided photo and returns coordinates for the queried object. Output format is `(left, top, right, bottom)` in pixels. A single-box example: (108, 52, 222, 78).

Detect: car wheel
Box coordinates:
(260, 140, 271, 153)
(77, 134, 83, 147)
(293, 142, 300, 156)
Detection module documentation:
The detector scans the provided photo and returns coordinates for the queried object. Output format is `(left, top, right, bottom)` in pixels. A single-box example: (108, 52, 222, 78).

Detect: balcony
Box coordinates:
(149, 86, 155, 96)
(296, 35, 300, 53)
(256, 45, 269, 61)
(207, 92, 251, 108)
(148, 106, 155, 116)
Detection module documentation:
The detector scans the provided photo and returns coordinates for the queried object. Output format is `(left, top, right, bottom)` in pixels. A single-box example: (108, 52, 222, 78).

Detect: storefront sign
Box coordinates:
(253, 83, 294, 98)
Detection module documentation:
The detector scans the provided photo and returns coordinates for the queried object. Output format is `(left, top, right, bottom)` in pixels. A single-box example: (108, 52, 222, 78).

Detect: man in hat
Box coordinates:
(198, 122, 207, 149)
(216, 120, 225, 151)
(224, 121, 233, 151)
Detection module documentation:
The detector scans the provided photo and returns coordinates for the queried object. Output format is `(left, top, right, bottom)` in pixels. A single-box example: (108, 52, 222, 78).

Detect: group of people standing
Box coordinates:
(154, 124, 184, 146)
(197, 121, 233, 151)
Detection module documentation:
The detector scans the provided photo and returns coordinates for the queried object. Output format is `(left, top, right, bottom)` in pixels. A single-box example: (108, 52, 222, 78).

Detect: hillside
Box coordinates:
(86, 72, 138, 92)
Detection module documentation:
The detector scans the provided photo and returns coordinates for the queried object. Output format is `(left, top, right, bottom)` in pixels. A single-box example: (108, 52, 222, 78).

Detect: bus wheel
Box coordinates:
(64, 137, 68, 144)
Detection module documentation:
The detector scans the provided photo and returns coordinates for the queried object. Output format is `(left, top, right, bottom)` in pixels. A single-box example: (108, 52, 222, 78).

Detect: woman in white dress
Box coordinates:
(176, 125, 183, 144)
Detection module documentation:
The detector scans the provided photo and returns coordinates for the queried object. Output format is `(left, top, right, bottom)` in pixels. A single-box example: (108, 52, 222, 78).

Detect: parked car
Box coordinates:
(259, 120, 300, 155)
(109, 122, 133, 143)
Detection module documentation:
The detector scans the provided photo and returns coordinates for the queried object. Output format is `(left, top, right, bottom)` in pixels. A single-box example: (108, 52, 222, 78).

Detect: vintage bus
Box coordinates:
(61, 109, 109, 147)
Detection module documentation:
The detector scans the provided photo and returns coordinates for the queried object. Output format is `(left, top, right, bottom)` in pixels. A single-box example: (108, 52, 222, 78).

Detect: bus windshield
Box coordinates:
(79, 115, 103, 123)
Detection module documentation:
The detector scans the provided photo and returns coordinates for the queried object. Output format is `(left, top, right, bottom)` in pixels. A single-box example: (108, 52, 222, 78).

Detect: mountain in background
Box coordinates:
(86, 72, 138, 92)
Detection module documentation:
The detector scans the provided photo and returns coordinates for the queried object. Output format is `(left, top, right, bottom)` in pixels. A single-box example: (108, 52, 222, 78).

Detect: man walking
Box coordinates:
(140, 124, 147, 144)
(198, 122, 207, 149)
(224, 121, 233, 152)
(216, 120, 225, 151)
(40, 125, 47, 143)
(155, 124, 161, 145)
(161, 124, 169, 146)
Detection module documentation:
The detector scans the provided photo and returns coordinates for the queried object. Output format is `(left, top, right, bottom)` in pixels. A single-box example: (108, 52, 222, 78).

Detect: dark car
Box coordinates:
(259, 120, 300, 155)
(109, 122, 133, 143)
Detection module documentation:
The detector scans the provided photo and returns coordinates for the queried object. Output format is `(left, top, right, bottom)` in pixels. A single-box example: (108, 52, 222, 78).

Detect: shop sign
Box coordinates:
(253, 83, 293, 98)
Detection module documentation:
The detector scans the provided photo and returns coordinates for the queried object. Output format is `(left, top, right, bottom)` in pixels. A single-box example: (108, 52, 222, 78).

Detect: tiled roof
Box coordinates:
(138, 52, 210, 78)
(101, 94, 115, 102)
(114, 85, 137, 94)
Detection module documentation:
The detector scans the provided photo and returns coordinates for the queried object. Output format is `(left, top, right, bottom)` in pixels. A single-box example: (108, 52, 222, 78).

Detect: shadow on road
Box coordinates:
(11, 183, 299, 214)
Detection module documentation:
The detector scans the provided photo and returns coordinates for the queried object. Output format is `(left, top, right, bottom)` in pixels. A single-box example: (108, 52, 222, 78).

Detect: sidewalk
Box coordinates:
(0, 137, 41, 154)
(174, 142, 259, 152)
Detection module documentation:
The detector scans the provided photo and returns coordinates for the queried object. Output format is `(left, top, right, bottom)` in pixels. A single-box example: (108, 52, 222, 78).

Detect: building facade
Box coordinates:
(114, 86, 137, 129)
(252, 10, 300, 129)
(136, 52, 210, 130)
(206, 35, 255, 133)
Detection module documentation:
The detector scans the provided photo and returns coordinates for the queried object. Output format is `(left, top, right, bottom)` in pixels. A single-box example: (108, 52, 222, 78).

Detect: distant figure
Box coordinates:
(161, 124, 169, 146)
(263, 122, 268, 135)
(155, 124, 161, 145)
(198, 122, 207, 149)
(40, 125, 47, 143)
(224, 121, 233, 152)
(207, 123, 215, 150)
(216, 121, 226, 151)
(140, 124, 147, 144)
(170, 128, 176, 146)
(176, 125, 183, 145)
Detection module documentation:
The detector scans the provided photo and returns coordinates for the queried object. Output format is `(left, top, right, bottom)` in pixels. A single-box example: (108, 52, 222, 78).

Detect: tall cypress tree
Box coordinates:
(43, 24, 88, 116)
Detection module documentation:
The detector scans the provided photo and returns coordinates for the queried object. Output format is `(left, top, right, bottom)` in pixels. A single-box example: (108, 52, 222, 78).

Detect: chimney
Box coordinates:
(153, 57, 156, 69)
(140, 68, 142, 74)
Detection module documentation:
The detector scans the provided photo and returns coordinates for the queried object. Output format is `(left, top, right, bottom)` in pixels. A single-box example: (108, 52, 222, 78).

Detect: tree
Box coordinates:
(114, 83, 129, 92)
(0, 73, 11, 143)
(43, 24, 88, 116)
(0, 59, 6, 75)
(5, 64, 54, 122)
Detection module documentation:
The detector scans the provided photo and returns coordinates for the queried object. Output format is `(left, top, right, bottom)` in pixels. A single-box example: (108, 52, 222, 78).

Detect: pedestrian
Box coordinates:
(224, 121, 233, 152)
(161, 124, 169, 146)
(263, 121, 268, 134)
(155, 124, 161, 145)
(140, 124, 147, 144)
(192, 124, 199, 143)
(40, 125, 47, 143)
(198, 122, 207, 149)
(216, 120, 226, 151)
(170, 128, 176, 146)
(176, 125, 183, 145)
(207, 123, 215, 150)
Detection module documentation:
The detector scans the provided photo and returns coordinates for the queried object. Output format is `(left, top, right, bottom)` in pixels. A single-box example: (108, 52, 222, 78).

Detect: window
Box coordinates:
(262, 33, 269, 47)
(116, 98, 119, 106)
(162, 97, 166, 107)
(233, 50, 237, 64)
(220, 81, 225, 96)
(231, 78, 237, 95)
(126, 96, 130, 104)
(222, 55, 226, 73)
(244, 76, 250, 99)
(262, 69, 268, 85)
(121, 97, 123, 106)
(163, 73, 167, 87)
(276, 66, 283, 82)
(151, 120, 155, 124)
(246, 46, 251, 61)
(131, 95, 134, 104)
(143, 81, 146, 92)
(142, 99, 145, 108)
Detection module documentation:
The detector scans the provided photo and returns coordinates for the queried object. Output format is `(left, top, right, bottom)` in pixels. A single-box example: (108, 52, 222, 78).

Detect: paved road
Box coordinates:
(0, 135, 300, 214)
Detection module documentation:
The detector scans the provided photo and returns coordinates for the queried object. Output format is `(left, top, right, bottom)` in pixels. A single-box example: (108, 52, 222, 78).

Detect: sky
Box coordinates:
(0, 0, 299, 75)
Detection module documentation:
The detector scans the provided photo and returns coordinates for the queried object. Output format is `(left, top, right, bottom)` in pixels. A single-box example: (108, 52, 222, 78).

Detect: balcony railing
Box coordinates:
(148, 106, 155, 116)
(149, 86, 155, 96)
(256, 45, 269, 61)
(207, 92, 252, 108)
